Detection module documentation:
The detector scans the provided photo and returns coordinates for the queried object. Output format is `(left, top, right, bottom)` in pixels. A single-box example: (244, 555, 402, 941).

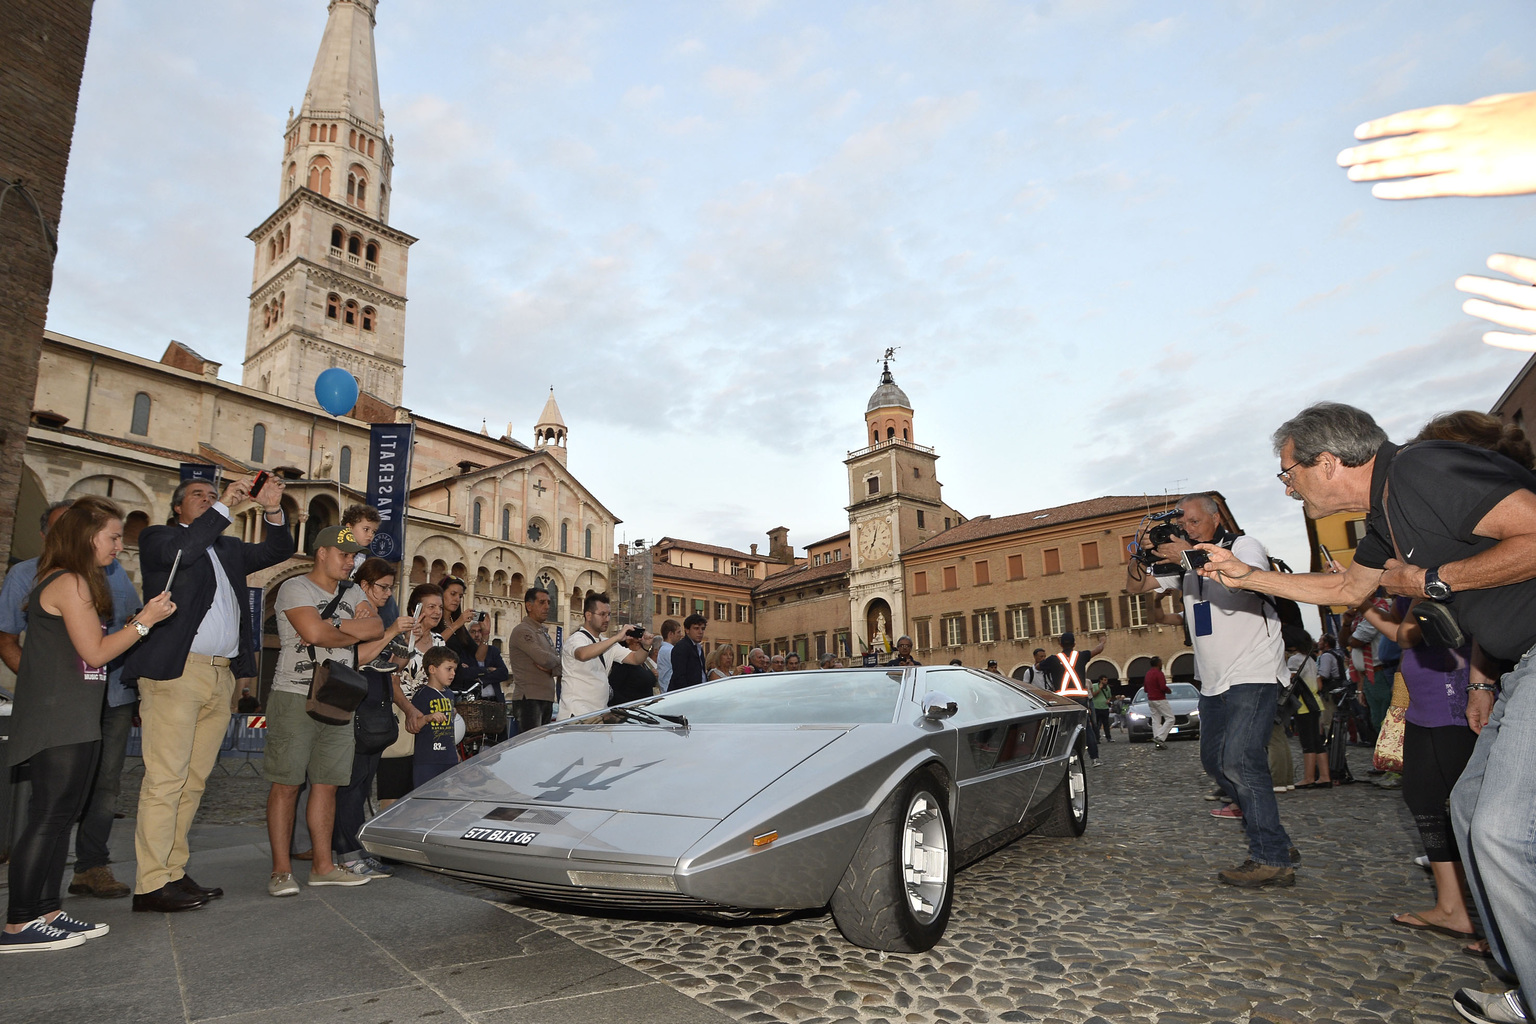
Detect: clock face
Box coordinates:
(861, 518, 893, 561)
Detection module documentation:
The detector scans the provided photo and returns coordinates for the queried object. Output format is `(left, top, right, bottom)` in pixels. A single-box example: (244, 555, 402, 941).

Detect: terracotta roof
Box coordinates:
(904, 495, 1179, 554)
(752, 557, 850, 596)
(652, 562, 758, 590)
(805, 530, 850, 549)
(652, 537, 763, 562)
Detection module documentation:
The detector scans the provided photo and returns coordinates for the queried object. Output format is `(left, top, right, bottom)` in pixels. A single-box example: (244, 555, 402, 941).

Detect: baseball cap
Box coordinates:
(313, 524, 365, 553)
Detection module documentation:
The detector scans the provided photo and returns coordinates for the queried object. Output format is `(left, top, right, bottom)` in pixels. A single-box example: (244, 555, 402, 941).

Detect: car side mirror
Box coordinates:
(922, 692, 958, 721)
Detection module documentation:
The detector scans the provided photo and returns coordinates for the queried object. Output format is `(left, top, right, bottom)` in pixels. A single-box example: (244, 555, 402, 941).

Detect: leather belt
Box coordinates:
(186, 654, 232, 668)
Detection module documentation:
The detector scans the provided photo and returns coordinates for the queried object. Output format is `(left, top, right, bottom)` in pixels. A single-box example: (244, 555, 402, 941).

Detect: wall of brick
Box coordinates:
(0, 0, 94, 580)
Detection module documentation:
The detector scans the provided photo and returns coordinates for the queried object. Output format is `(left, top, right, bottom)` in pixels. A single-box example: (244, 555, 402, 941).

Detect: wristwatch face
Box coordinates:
(1425, 570, 1451, 600)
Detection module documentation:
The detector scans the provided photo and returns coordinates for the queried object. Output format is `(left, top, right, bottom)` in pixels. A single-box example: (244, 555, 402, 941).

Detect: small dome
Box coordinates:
(866, 362, 911, 413)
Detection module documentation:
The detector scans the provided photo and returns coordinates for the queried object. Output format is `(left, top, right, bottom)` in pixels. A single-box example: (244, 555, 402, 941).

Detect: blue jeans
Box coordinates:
(75, 700, 136, 871)
(1451, 644, 1536, 1010)
(1206, 683, 1292, 867)
(1199, 693, 1230, 798)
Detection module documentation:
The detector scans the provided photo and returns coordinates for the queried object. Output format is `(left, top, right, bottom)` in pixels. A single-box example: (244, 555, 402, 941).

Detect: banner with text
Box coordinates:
(365, 422, 415, 562)
(180, 463, 220, 484)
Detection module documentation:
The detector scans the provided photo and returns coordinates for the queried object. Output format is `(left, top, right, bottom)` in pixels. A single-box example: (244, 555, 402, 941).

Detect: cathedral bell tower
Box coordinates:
(844, 353, 947, 653)
(241, 0, 417, 408)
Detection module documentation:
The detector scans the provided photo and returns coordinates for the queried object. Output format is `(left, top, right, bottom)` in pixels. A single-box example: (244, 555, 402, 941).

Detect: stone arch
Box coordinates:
(63, 474, 151, 508)
(410, 556, 428, 586)
(123, 510, 150, 548)
(1086, 659, 1120, 691)
(1126, 656, 1154, 690)
(9, 463, 50, 564)
(863, 597, 893, 651)
(414, 535, 468, 579)
(1170, 653, 1196, 684)
(492, 569, 508, 597)
(430, 558, 448, 582)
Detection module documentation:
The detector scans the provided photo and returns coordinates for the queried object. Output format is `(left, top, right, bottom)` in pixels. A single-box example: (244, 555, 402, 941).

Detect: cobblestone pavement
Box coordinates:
(493, 733, 1493, 1024)
(101, 732, 1503, 1024)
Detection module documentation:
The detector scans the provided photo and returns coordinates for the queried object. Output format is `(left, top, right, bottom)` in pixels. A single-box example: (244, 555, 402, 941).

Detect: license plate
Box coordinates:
(1170, 727, 1180, 734)
(461, 827, 539, 846)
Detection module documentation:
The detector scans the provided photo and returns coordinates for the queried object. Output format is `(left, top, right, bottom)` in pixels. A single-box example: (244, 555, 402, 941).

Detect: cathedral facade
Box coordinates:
(11, 0, 620, 690)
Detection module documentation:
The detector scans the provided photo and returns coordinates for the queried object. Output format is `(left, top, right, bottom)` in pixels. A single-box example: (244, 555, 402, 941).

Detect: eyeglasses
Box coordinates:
(1276, 460, 1304, 485)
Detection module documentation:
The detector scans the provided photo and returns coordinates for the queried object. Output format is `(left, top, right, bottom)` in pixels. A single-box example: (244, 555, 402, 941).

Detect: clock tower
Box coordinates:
(844, 356, 956, 655)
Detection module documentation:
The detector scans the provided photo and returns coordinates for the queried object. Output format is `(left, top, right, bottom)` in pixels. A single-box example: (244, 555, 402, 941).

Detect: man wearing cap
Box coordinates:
(264, 524, 383, 896)
(125, 474, 293, 913)
(1037, 632, 1106, 766)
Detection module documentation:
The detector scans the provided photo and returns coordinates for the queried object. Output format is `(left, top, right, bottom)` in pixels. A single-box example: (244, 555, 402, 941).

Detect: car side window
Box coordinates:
(922, 668, 1047, 723)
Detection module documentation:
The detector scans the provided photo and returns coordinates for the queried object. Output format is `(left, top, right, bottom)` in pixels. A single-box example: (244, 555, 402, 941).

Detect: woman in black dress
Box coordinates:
(3, 497, 175, 954)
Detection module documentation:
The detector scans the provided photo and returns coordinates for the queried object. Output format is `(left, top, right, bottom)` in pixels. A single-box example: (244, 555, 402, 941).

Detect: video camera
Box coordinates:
(1128, 507, 1189, 578)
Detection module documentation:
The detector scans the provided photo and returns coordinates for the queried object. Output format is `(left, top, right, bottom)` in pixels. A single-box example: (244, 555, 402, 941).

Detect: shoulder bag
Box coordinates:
(305, 582, 369, 725)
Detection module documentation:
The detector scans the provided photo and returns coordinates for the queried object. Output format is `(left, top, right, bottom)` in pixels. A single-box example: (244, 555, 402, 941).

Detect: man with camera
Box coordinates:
(1126, 492, 1295, 888)
(558, 593, 654, 720)
(1196, 403, 1536, 1022)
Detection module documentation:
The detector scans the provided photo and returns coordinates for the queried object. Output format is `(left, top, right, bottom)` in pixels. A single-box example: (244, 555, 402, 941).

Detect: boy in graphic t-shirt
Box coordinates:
(411, 647, 461, 789)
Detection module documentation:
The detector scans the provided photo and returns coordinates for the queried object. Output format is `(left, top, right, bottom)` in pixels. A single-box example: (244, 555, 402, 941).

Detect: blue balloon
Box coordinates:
(314, 368, 359, 416)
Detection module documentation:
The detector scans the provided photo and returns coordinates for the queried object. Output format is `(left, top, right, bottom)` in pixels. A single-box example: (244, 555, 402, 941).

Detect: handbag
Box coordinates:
(1410, 600, 1467, 649)
(1372, 671, 1410, 773)
(305, 583, 368, 725)
(381, 703, 415, 758)
(353, 668, 399, 755)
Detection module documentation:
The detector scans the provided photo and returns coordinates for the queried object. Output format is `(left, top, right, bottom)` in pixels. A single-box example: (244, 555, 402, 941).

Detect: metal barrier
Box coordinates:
(230, 715, 267, 777)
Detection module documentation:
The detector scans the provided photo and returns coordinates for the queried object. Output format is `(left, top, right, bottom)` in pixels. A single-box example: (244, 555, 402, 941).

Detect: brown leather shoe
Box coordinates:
(292, 849, 313, 861)
(131, 883, 209, 913)
(68, 866, 131, 899)
(174, 873, 223, 900)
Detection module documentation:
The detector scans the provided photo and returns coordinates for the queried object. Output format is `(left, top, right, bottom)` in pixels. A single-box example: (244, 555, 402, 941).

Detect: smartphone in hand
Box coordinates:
(162, 549, 183, 594)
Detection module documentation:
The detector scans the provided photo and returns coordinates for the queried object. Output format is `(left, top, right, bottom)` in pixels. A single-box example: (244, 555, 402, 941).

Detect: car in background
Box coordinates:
(1126, 681, 1202, 742)
(361, 666, 1090, 953)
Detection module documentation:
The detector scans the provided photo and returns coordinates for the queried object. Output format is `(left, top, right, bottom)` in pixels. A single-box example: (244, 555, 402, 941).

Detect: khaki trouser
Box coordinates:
(133, 657, 236, 894)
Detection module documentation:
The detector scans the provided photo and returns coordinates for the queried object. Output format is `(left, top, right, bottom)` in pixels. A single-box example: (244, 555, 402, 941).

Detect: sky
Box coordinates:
(45, 0, 1536, 576)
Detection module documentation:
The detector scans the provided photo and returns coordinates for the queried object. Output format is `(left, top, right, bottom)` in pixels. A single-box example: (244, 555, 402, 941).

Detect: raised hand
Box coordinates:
(1337, 91, 1536, 199)
(1457, 253, 1536, 350)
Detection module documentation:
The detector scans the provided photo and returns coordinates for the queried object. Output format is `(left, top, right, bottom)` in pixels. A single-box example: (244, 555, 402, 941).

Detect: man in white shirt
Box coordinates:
(559, 593, 653, 720)
(1128, 492, 1294, 889)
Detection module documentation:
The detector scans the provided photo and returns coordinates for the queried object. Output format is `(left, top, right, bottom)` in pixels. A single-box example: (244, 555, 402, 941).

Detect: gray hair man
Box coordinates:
(1197, 402, 1536, 1006)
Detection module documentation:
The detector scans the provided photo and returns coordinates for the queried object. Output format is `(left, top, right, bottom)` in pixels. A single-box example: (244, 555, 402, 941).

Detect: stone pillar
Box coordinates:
(0, 1, 94, 582)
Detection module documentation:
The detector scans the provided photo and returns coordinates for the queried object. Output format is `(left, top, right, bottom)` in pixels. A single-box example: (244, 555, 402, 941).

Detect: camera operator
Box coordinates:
(1195, 403, 1536, 1018)
(1126, 492, 1296, 889)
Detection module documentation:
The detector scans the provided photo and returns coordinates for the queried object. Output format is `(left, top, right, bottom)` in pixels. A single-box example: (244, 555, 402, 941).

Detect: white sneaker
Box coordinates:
(308, 865, 371, 887)
(267, 872, 300, 897)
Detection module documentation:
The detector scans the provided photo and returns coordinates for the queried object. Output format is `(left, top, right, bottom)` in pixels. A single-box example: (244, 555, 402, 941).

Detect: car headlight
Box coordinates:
(1128, 712, 1147, 722)
(1187, 709, 1199, 720)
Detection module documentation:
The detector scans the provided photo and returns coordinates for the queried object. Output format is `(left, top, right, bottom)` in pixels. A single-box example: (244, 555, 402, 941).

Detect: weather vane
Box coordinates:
(881, 346, 899, 364)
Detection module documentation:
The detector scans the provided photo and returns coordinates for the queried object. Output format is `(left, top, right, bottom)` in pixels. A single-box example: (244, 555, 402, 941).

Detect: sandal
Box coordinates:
(1391, 911, 1476, 939)
(1464, 939, 1494, 960)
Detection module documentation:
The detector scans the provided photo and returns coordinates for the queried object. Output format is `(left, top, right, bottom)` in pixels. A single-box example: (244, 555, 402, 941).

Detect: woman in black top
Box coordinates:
(3, 497, 175, 954)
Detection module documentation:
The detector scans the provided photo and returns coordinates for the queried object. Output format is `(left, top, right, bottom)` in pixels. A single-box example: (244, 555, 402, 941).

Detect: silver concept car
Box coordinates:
(360, 666, 1089, 952)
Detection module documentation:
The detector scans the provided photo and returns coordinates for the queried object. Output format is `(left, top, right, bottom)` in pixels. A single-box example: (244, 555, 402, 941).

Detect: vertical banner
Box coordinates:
(365, 422, 415, 561)
(180, 463, 220, 483)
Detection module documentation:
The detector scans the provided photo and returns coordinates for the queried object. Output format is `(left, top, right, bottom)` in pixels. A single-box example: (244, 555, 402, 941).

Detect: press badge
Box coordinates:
(1192, 601, 1213, 637)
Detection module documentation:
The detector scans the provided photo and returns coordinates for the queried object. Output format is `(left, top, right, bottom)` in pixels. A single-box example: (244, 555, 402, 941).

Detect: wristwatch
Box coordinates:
(129, 619, 150, 638)
(1423, 567, 1452, 601)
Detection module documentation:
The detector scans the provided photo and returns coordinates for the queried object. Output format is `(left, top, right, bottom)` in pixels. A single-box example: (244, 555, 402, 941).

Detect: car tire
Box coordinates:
(1037, 739, 1088, 838)
(829, 768, 954, 953)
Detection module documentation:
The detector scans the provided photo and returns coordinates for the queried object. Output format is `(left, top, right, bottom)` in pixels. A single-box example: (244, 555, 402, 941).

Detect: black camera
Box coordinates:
(625, 625, 645, 639)
(1130, 508, 1189, 577)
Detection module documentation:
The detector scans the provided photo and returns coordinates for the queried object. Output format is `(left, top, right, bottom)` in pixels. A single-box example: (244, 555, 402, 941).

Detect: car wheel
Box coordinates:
(1037, 739, 1088, 837)
(829, 768, 954, 952)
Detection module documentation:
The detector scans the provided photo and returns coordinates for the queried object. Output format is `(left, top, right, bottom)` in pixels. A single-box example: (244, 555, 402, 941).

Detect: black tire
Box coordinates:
(1037, 739, 1089, 837)
(829, 768, 954, 952)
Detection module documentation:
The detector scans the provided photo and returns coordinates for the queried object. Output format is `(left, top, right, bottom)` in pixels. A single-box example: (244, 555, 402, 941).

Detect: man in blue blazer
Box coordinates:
(668, 613, 708, 689)
(123, 473, 294, 912)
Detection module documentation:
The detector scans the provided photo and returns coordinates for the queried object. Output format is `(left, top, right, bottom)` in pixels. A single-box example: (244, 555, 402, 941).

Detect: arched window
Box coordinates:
(560, 522, 568, 553)
(501, 506, 510, 540)
(871, 429, 878, 444)
(268, 238, 276, 263)
(903, 428, 909, 440)
(339, 445, 351, 484)
(347, 235, 361, 256)
(356, 178, 366, 206)
(584, 527, 593, 559)
(251, 423, 266, 462)
(329, 124, 338, 142)
(326, 293, 340, 319)
(343, 300, 358, 326)
(347, 173, 356, 202)
(364, 241, 377, 263)
(361, 307, 374, 332)
(887, 427, 895, 438)
(123, 510, 149, 547)
(130, 393, 151, 436)
(309, 123, 318, 142)
(367, 138, 375, 157)
(307, 156, 331, 195)
(287, 162, 296, 193)
(472, 500, 483, 535)
(330, 226, 343, 249)
(348, 129, 357, 148)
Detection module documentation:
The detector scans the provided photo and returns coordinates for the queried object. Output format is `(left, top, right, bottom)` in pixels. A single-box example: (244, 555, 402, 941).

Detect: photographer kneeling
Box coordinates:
(1126, 493, 1296, 888)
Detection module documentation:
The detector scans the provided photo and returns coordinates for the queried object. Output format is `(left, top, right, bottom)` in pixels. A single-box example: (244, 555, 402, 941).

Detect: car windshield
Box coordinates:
(632, 669, 906, 725)
(1132, 683, 1201, 703)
